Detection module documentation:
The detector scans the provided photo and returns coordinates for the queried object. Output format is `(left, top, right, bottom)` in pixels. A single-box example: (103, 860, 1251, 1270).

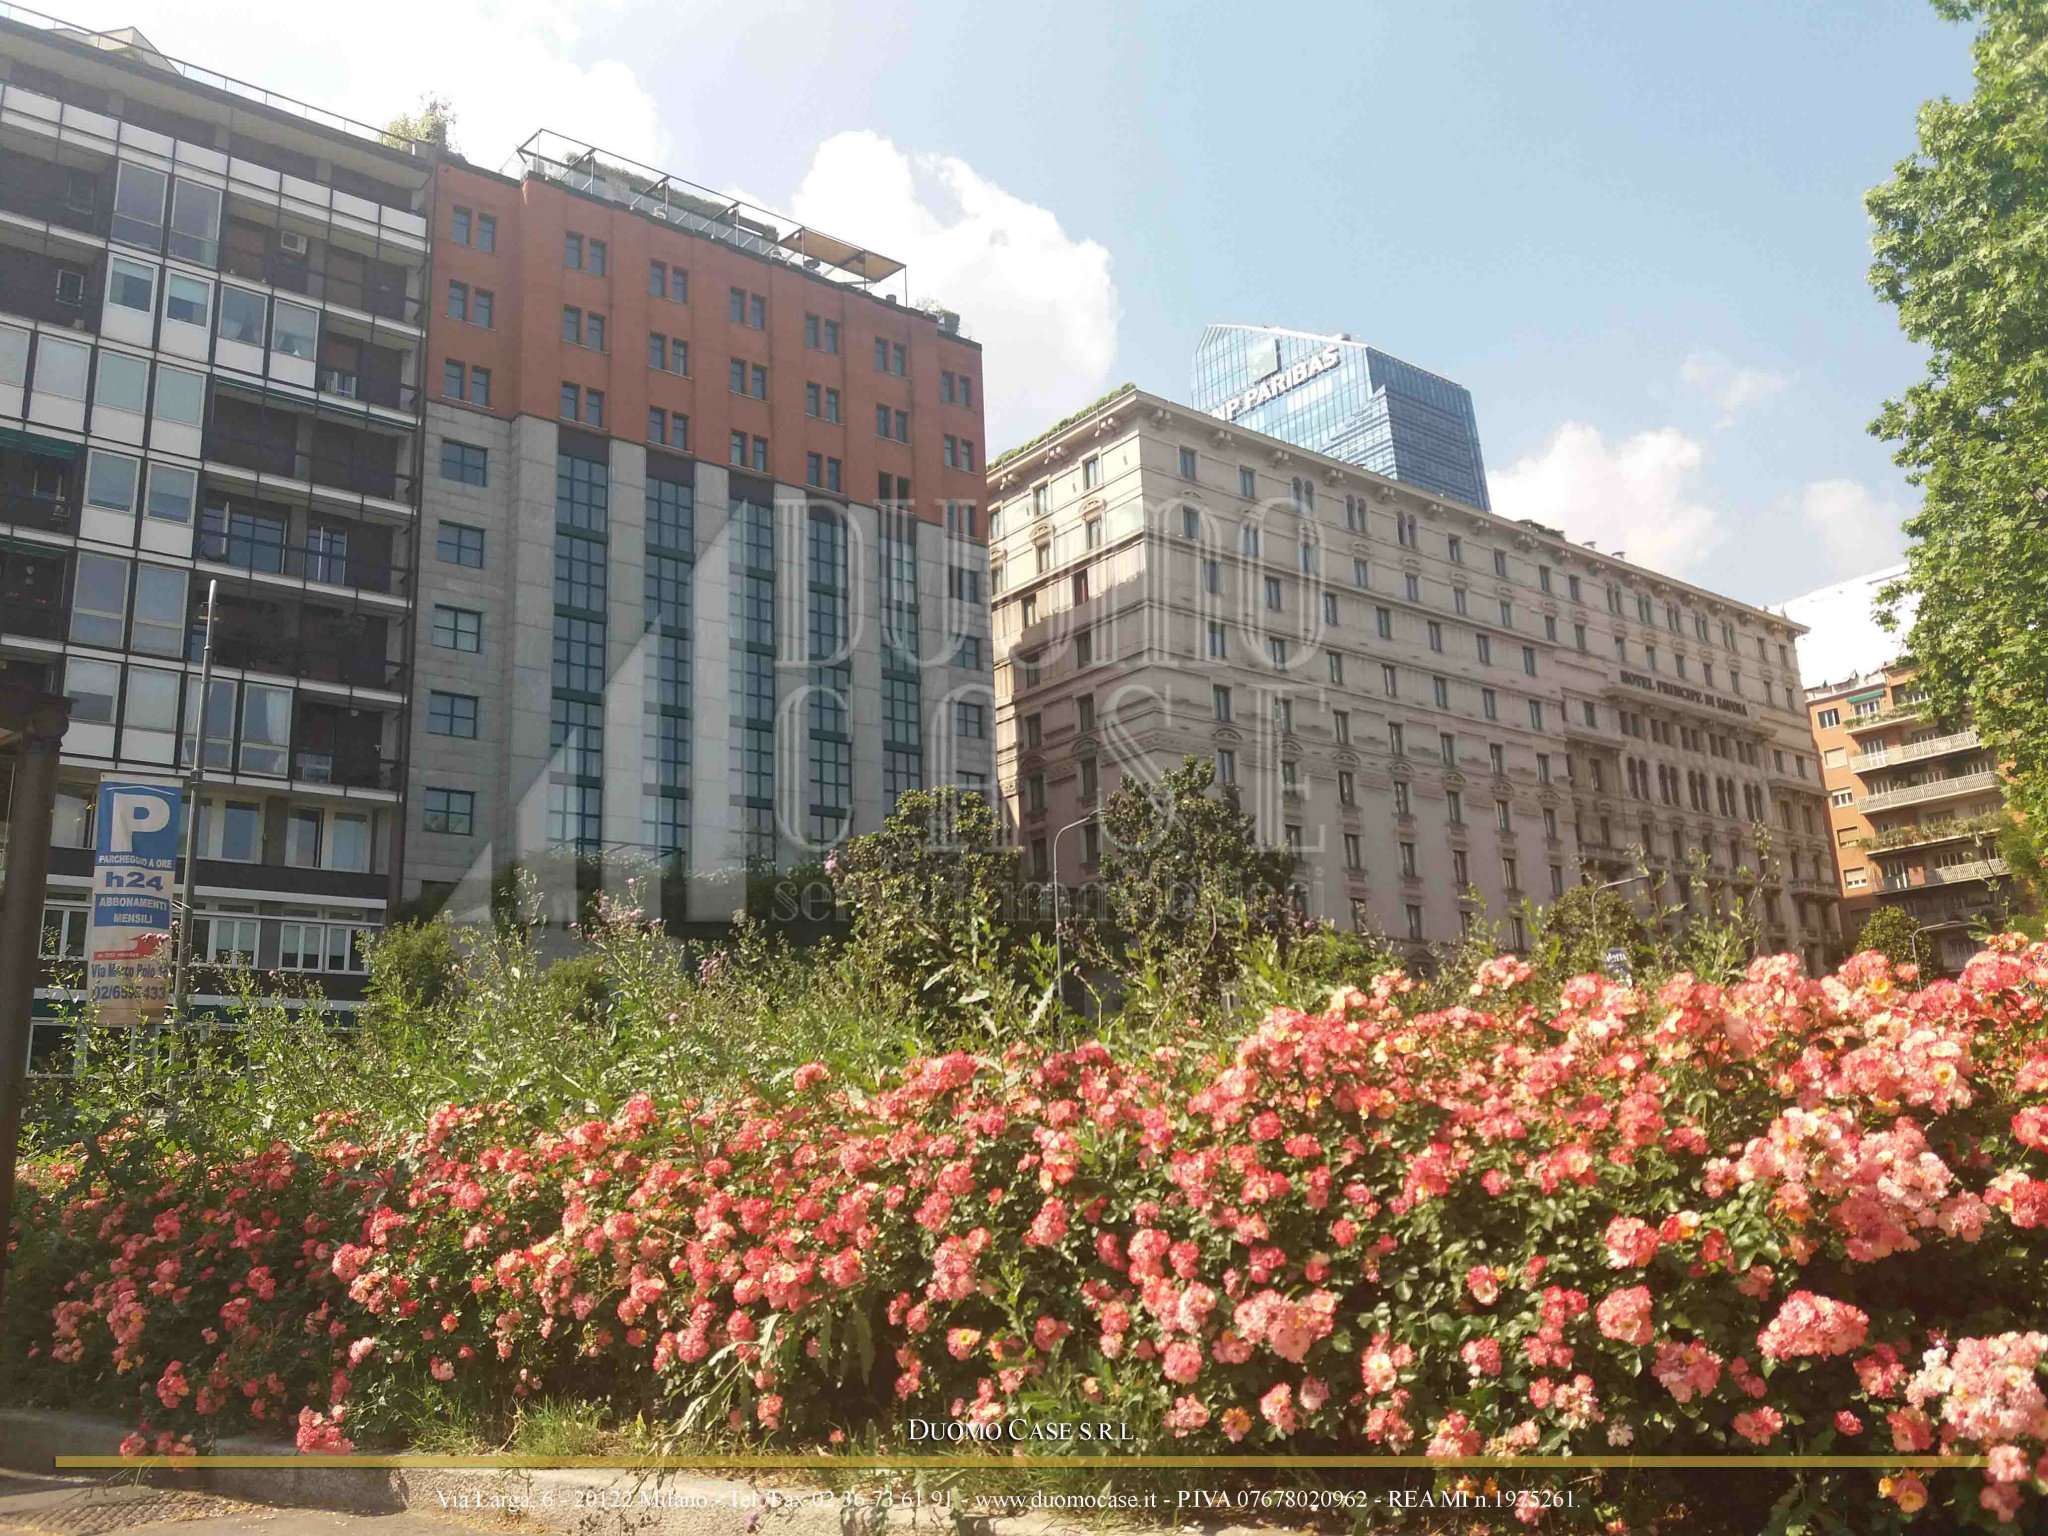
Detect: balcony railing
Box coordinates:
(0, 2, 431, 161)
(1881, 857, 2010, 893)
(1857, 769, 1999, 815)
(204, 425, 415, 505)
(1850, 728, 1981, 773)
(0, 490, 77, 537)
(194, 532, 410, 599)
(1844, 704, 1927, 735)
(206, 629, 405, 692)
(290, 749, 401, 791)
(219, 247, 419, 326)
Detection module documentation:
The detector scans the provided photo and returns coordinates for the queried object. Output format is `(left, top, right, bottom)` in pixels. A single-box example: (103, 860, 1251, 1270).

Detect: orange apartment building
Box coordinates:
(1809, 661, 2012, 973)
(406, 134, 994, 924)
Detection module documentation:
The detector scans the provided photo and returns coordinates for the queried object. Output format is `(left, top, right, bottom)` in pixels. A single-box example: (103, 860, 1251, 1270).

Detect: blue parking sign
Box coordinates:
(87, 781, 182, 1025)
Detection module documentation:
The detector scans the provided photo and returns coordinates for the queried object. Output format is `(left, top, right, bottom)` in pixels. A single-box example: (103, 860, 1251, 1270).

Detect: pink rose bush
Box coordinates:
(9, 938, 2048, 1531)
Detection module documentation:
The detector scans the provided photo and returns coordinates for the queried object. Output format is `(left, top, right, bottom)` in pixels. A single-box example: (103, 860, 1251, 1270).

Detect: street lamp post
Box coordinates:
(168, 579, 219, 1026)
(1048, 811, 1097, 1001)
(1591, 871, 1648, 978)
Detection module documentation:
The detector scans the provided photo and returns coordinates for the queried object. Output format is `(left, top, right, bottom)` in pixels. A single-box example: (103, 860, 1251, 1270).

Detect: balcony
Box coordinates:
(195, 524, 411, 601)
(205, 394, 416, 509)
(199, 590, 405, 693)
(1850, 728, 1981, 773)
(220, 235, 419, 327)
(0, 239, 103, 329)
(294, 701, 401, 791)
(0, 541, 66, 642)
(1880, 857, 2009, 893)
(1857, 769, 1999, 815)
(0, 486, 75, 537)
(1844, 705, 1925, 736)
(1856, 813, 2003, 855)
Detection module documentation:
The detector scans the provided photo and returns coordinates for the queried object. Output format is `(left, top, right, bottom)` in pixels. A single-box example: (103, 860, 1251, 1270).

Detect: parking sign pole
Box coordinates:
(168, 579, 218, 1027)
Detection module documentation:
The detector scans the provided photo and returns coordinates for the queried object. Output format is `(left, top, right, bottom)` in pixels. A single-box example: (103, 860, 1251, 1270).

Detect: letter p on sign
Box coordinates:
(109, 789, 173, 852)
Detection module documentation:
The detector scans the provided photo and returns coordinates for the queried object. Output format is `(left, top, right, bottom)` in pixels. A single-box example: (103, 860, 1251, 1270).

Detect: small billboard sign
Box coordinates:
(86, 780, 181, 1026)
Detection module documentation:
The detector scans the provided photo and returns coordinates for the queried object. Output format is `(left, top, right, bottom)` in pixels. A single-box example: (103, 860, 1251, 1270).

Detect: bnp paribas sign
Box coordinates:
(1217, 346, 1343, 422)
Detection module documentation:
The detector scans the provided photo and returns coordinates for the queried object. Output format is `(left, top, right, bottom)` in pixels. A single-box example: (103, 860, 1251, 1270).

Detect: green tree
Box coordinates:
(1855, 905, 1929, 970)
(1867, 0, 2048, 828)
(828, 787, 1020, 1014)
(384, 94, 457, 152)
(1530, 883, 1657, 983)
(1088, 756, 1298, 1010)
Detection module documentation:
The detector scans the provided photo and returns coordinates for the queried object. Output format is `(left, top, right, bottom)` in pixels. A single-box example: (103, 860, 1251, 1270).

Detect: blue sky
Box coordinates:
(105, 0, 1976, 605)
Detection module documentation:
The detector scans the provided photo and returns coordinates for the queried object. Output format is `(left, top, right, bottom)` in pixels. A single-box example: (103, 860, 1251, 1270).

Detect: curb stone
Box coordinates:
(0, 1410, 1305, 1536)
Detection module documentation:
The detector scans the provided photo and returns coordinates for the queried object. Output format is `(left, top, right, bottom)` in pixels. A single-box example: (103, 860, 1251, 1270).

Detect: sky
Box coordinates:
(82, 0, 1976, 610)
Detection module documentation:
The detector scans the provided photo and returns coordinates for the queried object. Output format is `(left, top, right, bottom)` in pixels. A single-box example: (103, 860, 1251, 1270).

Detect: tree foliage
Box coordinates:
(1867, 0, 2048, 826)
(1088, 755, 1299, 1009)
(1530, 882, 1657, 983)
(383, 94, 457, 152)
(828, 787, 1023, 1017)
(1855, 905, 1929, 971)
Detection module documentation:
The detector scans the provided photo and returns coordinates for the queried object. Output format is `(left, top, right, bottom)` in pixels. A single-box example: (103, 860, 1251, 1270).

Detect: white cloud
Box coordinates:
(110, 0, 665, 168)
(1789, 478, 1910, 578)
(1490, 422, 1725, 578)
(787, 131, 1120, 451)
(1679, 351, 1791, 428)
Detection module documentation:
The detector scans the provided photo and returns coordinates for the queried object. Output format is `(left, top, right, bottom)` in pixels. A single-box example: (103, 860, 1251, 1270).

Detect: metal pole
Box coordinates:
(168, 579, 218, 1024)
(1048, 811, 1095, 1000)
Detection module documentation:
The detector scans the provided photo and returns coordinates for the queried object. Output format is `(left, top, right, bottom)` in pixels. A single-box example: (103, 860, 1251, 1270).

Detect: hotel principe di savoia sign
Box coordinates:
(1216, 345, 1343, 422)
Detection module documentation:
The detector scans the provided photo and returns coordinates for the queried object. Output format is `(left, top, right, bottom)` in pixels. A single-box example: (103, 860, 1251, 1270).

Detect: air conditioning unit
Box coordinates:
(279, 229, 310, 257)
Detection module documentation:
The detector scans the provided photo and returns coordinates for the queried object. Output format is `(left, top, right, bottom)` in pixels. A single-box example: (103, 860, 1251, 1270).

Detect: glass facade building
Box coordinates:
(1190, 325, 1491, 511)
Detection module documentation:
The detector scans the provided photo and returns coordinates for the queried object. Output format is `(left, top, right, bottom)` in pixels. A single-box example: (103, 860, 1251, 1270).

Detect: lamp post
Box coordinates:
(1048, 810, 1097, 1001)
(168, 579, 218, 1026)
(1592, 871, 1648, 979)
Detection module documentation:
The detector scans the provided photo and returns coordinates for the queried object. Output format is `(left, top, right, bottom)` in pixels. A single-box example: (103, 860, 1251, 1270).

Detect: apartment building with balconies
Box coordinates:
(1808, 660, 2012, 972)
(0, 11, 432, 1053)
(987, 388, 1840, 971)
(405, 135, 993, 926)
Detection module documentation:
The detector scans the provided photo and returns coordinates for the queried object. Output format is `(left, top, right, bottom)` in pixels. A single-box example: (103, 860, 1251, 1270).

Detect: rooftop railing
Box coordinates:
(0, 2, 427, 160)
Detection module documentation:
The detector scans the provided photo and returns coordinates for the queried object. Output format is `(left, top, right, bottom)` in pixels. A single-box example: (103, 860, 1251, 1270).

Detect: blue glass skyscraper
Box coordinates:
(1191, 325, 1492, 511)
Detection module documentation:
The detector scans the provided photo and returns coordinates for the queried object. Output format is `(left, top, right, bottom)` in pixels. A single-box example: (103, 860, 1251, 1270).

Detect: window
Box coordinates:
(874, 339, 908, 375)
(953, 701, 986, 739)
(107, 255, 156, 316)
(1482, 689, 1498, 721)
(163, 272, 210, 328)
(236, 684, 291, 775)
(111, 161, 166, 249)
(1432, 675, 1450, 708)
(131, 564, 186, 656)
(1335, 709, 1351, 745)
(1407, 905, 1424, 940)
(1207, 620, 1228, 659)
(1345, 833, 1362, 869)
(70, 553, 129, 647)
(447, 279, 470, 321)
(85, 450, 139, 513)
(452, 206, 472, 245)
(1216, 748, 1236, 785)
(1339, 770, 1356, 806)
(218, 286, 267, 347)
(432, 605, 482, 653)
(437, 522, 485, 568)
(477, 213, 496, 251)
(1816, 708, 1840, 728)
(94, 350, 148, 413)
(1448, 535, 1463, 565)
(1328, 651, 1345, 685)
(1382, 663, 1399, 698)
(1389, 722, 1405, 756)
(1447, 789, 1465, 825)
(805, 314, 841, 353)
(270, 300, 319, 360)
(443, 359, 467, 400)
(145, 463, 197, 524)
(470, 367, 491, 406)
(440, 440, 488, 486)
(1179, 446, 1198, 478)
(428, 691, 478, 738)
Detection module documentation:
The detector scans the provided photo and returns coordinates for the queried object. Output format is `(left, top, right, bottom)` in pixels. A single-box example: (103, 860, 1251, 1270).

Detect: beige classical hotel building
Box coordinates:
(986, 387, 1841, 968)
